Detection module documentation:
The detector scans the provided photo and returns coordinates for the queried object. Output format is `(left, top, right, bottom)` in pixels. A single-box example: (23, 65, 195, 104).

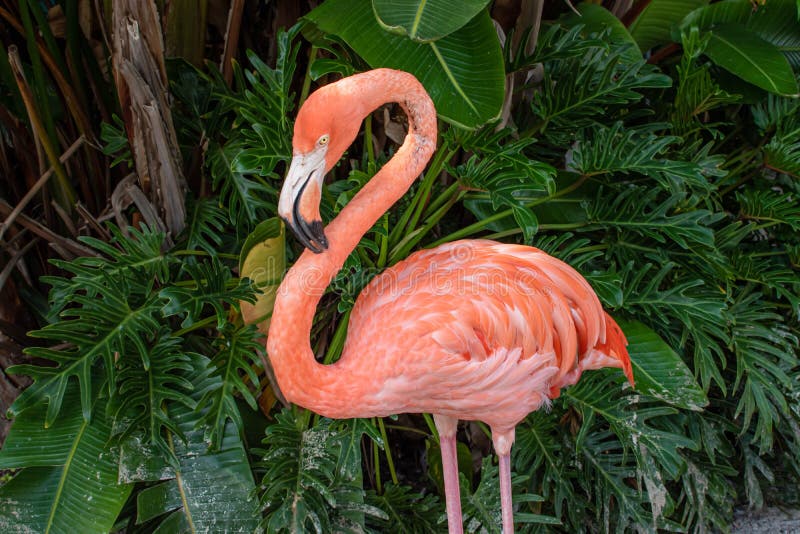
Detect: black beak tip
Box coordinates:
(284, 216, 328, 254)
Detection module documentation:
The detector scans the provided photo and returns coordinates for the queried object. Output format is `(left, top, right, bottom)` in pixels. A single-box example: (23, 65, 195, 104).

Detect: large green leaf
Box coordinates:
(562, 3, 642, 62)
(372, 0, 490, 42)
(629, 0, 709, 52)
(0, 394, 132, 533)
(121, 355, 260, 532)
(305, 0, 504, 128)
(619, 319, 708, 412)
(704, 24, 798, 96)
(679, 0, 800, 67)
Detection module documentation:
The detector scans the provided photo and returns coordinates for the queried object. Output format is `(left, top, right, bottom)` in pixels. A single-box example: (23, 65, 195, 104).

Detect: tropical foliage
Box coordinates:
(0, 0, 798, 532)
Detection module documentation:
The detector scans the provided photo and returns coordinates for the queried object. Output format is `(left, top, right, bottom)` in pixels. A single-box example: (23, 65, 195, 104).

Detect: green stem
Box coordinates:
(388, 144, 453, 248)
(423, 413, 439, 443)
(430, 175, 588, 247)
(173, 250, 239, 260)
(377, 418, 399, 485)
(323, 310, 351, 364)
(298, 46, 318, 107)
(377, 214, 389, 269)
(422, 182, 459, 220)
(372, 425, 382, 494)
(390, 190, 462, 262)
(365, 113, 375, 165)
(172, 315, 217, 337)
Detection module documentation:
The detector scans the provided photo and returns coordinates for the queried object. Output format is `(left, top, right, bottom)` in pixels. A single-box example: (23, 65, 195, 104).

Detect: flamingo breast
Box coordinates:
(339, 240, 609, 428)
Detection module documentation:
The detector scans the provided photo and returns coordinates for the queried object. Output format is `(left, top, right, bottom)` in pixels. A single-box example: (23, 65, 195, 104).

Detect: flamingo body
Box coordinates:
(341, 240, 631, 429)
(267, 68, 634, 533)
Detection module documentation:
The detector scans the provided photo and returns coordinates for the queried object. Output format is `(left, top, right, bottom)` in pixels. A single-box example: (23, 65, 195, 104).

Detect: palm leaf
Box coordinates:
(0, 389, 132, 533)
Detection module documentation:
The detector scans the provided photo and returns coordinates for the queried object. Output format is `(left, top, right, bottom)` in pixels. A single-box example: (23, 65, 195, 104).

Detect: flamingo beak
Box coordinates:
(278, 149, 328, 253)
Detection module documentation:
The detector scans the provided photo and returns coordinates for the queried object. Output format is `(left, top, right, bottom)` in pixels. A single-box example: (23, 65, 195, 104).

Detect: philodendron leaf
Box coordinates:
(239, 217, 285, 333)
(619, 319, 709, 411)
(127, 354, 260, 531)
(0, 393, 132, 534)
(704, 24, 798, 96)
(372, 0, 491, 42)
(306, 0, 504, 128)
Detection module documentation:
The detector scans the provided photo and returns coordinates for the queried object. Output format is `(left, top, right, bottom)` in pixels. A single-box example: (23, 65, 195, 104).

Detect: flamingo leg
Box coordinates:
(492, 428, 516, 534)
(434, 414, 463, 534)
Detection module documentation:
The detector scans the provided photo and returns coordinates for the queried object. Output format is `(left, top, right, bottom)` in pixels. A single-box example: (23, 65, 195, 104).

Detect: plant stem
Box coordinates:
(323, 310, 351, 364)
(377, 418, 399, 485)
(372, 427, 382, 494)
(430, 175, 588, 247)
(365, 113, 375, 164)
(423, 413, 439, 443)
(388, 143, 453, 248)
(298, 45, 317, 107)
(172, 315, 218, 337)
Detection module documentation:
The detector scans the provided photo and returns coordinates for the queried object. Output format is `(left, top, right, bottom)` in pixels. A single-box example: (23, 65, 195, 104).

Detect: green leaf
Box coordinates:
(194, 324, 264, 447)
(530, 28, 671, 134)
(562, 3, 642, 62)
(239, 218, 286, 330)
(256, 410, 384, 532)
(159, 258, 254, 330)
(366, 484, 444, 533)
(127, 355, 260, 532)
(0, 395, 132, 534)
(629, 0, 709, 51)
(0, 383, 88, 469)
(619, 319, 708, 411)
(703, 24, 798, 96)
(306, 0, 504, 128)
(569, 122, 715, 193)
(372, 0, 491, 42)
(10, 277, 163, 425)
(461, 457, 559, 531)
(680, 0, 800, 67)
(109, 334, 196, 463)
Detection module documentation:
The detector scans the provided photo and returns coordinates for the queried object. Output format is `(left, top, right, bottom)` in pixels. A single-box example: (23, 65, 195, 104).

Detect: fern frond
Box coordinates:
(227, 28, 299, 177)
(207, 140, 278, 231)
(672, 29, 740, 135)
(257, 410, 380, 533)
(738, 189, 800, 232)
(455, 133, 556, 240)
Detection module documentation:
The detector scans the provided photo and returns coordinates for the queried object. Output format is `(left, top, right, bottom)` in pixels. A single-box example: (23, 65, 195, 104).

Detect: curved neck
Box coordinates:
(267, 70, 437, 417)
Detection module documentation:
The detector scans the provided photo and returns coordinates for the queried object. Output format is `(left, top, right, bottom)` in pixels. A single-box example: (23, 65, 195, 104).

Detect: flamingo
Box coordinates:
(267, 69, 634, 533)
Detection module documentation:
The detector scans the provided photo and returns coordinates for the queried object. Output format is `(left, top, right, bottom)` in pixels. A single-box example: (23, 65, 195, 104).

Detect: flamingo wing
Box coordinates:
(338, 240, 629, 428)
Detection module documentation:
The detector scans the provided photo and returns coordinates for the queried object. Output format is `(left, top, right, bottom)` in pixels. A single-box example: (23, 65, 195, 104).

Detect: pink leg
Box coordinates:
(434, 415, 462, 534)
(493, 428, 516, 534)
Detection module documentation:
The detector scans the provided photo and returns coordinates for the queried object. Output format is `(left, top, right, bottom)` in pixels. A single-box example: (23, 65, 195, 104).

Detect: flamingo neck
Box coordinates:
(267, 70, 437, 417)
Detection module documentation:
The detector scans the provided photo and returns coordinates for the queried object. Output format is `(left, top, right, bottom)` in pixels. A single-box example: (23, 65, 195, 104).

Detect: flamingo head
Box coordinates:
(279, 80, 364, 253)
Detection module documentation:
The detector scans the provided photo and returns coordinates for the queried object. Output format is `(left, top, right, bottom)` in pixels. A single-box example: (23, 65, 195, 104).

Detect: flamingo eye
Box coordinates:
(318, 135, 330, 146)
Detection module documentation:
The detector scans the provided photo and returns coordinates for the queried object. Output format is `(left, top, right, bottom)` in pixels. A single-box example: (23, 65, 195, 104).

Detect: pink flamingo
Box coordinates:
(267, 69, 634, 533)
